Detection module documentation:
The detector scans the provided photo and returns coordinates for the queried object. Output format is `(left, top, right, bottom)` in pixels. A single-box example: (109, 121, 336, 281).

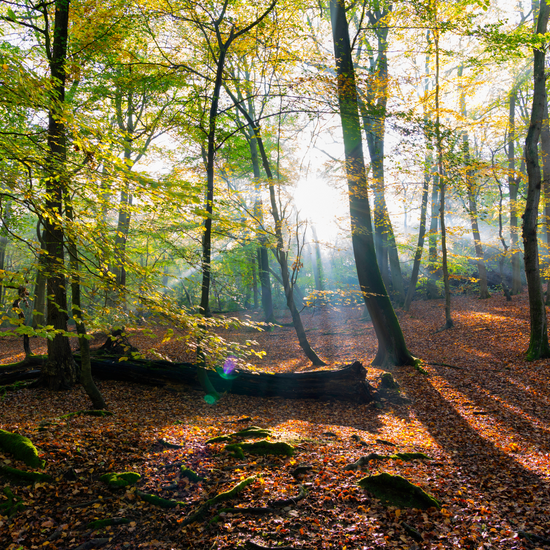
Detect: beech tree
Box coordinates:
(329, 0, 414, 367)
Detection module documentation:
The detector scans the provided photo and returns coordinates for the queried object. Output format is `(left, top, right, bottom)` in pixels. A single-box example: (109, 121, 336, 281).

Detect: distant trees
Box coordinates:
(3, 0, 550, 383)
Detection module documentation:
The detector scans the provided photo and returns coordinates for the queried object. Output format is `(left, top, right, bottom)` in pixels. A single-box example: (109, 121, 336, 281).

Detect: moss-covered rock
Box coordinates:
(225, 440, 294, 458)
(0, 464, 52, 482)
(358, 473, 440, 510)
(0, 429, 44, 469)
(100, 472, 141, 488)
(392, 452, 430, 461)
(380, 372, 400, 390)
(206, 426, 272, 445)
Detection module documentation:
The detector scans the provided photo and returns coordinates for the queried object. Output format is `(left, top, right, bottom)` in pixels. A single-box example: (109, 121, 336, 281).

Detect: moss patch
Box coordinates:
(0, 464, 52, 482)
(100, 472, 141, 488)
(358, 473, 440, 510)
(0, 487, 25, 517)
(206, 426, 272, 445)
(225, 440, 294, 459)
(180, 465, 205, 482)
(0, 429, 44, 469)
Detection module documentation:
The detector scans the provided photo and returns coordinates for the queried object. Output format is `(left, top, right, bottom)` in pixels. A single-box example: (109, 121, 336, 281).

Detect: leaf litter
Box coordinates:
(0, 293, 549, 549)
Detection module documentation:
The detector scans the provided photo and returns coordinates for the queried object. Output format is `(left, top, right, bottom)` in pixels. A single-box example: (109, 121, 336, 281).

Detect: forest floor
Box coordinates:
(1, 292, 550, 549)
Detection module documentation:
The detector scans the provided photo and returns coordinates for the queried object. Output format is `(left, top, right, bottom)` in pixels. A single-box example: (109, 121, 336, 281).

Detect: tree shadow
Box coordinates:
(402, 369, 550, 536)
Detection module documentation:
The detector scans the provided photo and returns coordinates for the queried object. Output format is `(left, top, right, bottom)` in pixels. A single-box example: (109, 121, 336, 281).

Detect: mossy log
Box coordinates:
(0, 429, 44, 468)
(0, 464, 52, 482)
(100, 472, 141, 488)
(87, 358, 374, 402)
(358, 473, 440, 509)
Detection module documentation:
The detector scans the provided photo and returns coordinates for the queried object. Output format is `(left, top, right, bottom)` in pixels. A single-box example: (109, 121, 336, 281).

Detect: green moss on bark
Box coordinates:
(0, 429, 44, 468)
(0, 464, 52, 482)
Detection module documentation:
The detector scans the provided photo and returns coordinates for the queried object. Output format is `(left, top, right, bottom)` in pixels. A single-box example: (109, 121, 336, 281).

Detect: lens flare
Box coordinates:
(218, 356, 239, 380)
(204, 394, 218, 405)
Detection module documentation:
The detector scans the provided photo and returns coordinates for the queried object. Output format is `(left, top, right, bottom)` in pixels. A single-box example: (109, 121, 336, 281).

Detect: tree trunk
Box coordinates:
(311, 226, 324, 291)
(42, 0, 77, 390)
(0, 200, 11, 307)
(404, 157, 431, 311)
(522, 0, 550, 360)
(330, 0, 414, 367)
(65, 198, 106, 409)
(356, 10, 405, 304)
(508, 90, 523, 294)
(458, 64, 489, 299)
(249, 125, 275, 322)
(434, 21, 453, 328)
(540, 101, 550, 303)
(426, 181, 441, 299)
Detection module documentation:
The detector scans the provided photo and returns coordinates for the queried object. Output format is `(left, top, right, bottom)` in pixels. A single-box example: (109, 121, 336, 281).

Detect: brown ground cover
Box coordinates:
(1, 293, 549, 549)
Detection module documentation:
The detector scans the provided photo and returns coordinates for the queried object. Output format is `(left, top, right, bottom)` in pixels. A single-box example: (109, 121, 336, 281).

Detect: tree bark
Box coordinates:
(434, 19, 452, 329)
(522, 0, 550, 360)
(330, 0, 414, 367)
(508, 90, 523, 294)
(540, 101, 550, 303)
(404, 157, 430, 311)
(42, 0, 77, 390)
(458, 64, 489, 299)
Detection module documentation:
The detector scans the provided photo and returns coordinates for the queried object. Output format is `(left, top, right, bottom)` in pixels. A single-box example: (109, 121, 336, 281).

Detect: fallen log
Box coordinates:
(88, 357, 376, 403)
(1, 356, 376, 403)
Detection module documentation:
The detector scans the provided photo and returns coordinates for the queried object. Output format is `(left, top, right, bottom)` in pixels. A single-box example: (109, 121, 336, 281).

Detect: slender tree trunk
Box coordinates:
(330, 0, 414, 367)
(458, 64, 489, 299)
(42, 0, 77, 390)
(249, 127, 275, 322)
(198, 2, 277, 317)
(0, 200, 12, 306)
(522, 0, 550, 360)
(404, 157, 431, 311)
(311, 226, 324, 292)
(466, 176, 490, 299)
(256, 134, 326, 366)
(433, 18, 453, 328)
(65, 201, 106, 409)
(32, 222, 47, 328)
(508, 91, 523, 294)
(427, 181, 441, 299)
(540, 101, 550, 303)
